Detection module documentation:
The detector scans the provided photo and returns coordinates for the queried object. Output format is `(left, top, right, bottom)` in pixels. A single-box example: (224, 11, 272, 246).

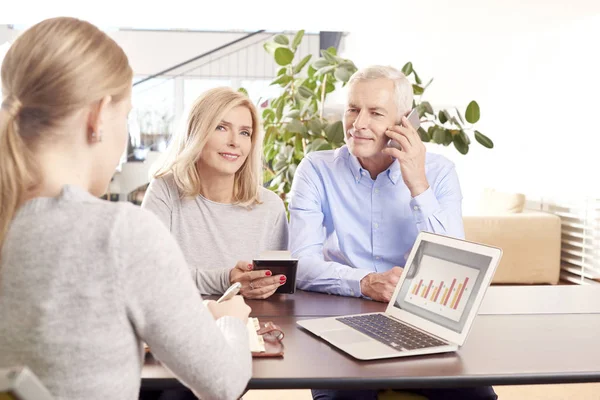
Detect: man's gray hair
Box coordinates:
(347, 65, 414, 119)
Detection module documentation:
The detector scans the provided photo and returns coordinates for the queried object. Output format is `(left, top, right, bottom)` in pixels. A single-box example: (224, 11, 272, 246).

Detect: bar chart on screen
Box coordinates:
(404, 255, 480, 321)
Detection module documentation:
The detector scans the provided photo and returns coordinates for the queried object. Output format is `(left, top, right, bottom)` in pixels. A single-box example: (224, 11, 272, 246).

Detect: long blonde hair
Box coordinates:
(0, 17, 132, 248)
(154, 87, 264, 207)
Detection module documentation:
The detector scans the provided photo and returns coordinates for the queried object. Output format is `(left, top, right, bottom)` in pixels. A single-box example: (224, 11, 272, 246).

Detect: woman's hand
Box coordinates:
(229, 260, 286, 299)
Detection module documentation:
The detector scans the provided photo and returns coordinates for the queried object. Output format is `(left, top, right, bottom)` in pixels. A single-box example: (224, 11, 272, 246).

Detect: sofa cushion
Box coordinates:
(479, 188, 526, 214)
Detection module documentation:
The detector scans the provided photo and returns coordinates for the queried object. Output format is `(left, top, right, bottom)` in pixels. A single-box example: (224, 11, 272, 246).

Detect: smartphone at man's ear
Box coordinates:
(387, 108, 420, 151)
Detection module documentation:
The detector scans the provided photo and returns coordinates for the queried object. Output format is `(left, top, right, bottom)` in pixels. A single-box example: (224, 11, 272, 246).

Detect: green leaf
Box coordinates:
(277, 67, 287, 76)
(273, 34, 290, 45)
(274, 47, 294, 66)
(308, 138, 330, 152)
(297, 86, 314, 99)
(325, 80, 335, 94)
(334, 66, 353, 83)
(413, 70, 422, 85)
(440, 110, 453, 125)
(270, 74, 292, 86)
(308, 119, 323, 135)
(262, 108, 275, 121)
(315, 65, 336, 77)
(294, 136, 304, 157)
(465, 100, 480, 124)
(264, 125, 276, 145)
(276, 100, 284, 120)
(293, 92, 304, 104)
(286, 118, 307, 134)
(304, 79, 317, 91)
(432, 126, 446, 144)
(285, 163, 297, 182)
(292, 30, 305, 50)
(325, 120, 344, 143)
(263, 169, 275, 184)
(325, 46, 337, 55)
(293, 54, 312, 74)
(273, 159, 288, 171)
(418, 127, 430, 142)
(475, 130, 494, 148)
(453, 133, 469, 155)
(438, 110, 448, 124)
(460, 130, 470, 145)
(321, 49, 338, 64)
(263, 41, 282, 55)
(421, 101, 434, 115)
(285, 110, 300, 119)
(300, 99, 313, 117)
(445, 130, 456, 146)
(308, 64, 317, 78)
(450, 117, 463, 128)
(312, 58, 330, 69)
(282, 130, 295, 142)
(412, 84, 424, 95)
(237, 87, 248, 96)
(401, 62, 413, 76)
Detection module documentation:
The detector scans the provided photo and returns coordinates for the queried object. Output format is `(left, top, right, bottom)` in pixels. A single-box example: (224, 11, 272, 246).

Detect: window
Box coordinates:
(129, 77, 175, 158)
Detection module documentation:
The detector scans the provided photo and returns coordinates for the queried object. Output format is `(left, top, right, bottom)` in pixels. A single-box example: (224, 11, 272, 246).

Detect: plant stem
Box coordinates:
(319, 74, 327, 120)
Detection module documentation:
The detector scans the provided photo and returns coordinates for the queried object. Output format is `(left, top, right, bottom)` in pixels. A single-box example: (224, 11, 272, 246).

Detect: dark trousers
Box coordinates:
(311, 386, 498, 400)
(139, 389, 197, 400)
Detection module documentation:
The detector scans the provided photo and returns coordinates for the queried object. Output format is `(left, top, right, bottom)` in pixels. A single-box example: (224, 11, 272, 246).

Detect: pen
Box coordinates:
(216, 282, 242, 303)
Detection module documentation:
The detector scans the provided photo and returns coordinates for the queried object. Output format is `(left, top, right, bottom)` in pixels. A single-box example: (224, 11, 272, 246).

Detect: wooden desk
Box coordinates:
(143, 286, 600, 390)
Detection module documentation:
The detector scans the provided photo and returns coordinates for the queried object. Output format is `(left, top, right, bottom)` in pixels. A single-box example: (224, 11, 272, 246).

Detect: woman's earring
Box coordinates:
(91, 131, 103, 142)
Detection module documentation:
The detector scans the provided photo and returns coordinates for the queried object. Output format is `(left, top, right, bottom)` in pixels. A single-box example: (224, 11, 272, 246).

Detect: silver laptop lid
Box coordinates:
(385, 232, 502, 346)
(0, 367, 54, 400)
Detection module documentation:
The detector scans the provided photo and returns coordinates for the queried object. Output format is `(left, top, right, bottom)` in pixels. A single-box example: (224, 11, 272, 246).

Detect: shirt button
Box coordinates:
(376, 256, 381, 260)
(375, 188, 380, 194)
(350, 289, 354, 296)
(413, 205, 419, 211)
(373, 223, 379, 229)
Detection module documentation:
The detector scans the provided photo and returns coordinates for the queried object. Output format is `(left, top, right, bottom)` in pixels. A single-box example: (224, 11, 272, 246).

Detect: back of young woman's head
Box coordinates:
(0, 17, 133, 246)
(155, 87, 264, 207)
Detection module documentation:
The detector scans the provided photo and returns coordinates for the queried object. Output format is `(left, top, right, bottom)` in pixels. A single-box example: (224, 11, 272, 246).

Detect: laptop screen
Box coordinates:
(393, 239, 493, 334)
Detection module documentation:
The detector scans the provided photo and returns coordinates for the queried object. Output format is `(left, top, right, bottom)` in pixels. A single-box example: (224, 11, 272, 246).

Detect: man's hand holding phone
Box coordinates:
(383, 110, 429, 197)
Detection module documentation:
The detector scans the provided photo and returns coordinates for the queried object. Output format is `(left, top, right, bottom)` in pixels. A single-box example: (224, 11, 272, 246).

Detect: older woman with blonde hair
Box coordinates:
(142, 86, 288, 299)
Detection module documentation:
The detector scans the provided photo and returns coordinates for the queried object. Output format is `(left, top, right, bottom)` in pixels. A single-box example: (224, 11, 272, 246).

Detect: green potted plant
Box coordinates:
(258, 31, 494, 204)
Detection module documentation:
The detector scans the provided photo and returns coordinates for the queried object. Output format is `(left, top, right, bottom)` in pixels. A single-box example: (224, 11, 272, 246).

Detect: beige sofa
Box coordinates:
(462, 189, 561, 285)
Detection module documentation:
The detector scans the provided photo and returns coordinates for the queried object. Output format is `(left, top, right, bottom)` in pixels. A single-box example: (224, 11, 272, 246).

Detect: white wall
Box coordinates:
(336, 0, 600, 212)
(1, 26, 319, 78)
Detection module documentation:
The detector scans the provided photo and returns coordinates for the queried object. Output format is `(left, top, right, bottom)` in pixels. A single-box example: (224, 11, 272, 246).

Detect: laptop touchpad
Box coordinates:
(323, 329, 371, 345)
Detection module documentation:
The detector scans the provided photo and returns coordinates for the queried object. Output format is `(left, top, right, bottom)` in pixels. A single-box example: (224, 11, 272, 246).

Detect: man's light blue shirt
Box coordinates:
(288, 145, 464, 298)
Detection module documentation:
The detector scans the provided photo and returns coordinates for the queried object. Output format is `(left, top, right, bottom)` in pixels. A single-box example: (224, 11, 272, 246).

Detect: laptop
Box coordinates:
(297, 231, 503, 360)
(0, 367, 54, 400)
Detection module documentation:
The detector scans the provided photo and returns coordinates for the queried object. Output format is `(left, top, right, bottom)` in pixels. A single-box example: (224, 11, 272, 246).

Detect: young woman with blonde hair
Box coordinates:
(142, 87, 289, 300)
(0, 17, 252, 400)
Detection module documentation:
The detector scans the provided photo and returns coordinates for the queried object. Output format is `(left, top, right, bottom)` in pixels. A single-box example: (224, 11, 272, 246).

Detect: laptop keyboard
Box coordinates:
(336, 314, 447, 351)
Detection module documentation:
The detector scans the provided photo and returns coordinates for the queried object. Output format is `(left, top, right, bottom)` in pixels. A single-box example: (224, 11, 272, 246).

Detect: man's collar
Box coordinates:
(344, 145, 401, 185)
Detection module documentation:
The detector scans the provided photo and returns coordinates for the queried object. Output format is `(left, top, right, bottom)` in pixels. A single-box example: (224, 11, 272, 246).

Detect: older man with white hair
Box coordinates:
(289, 65, 496, 400)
